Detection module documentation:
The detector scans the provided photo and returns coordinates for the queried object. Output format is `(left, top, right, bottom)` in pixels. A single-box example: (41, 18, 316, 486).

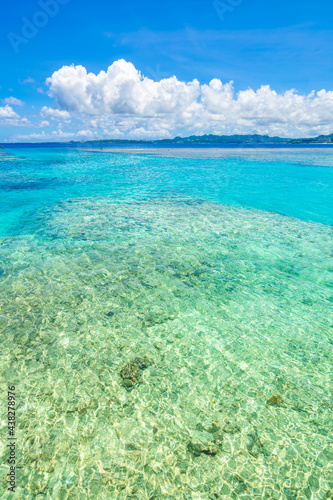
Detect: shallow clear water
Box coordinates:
(0, 147, 332, 499)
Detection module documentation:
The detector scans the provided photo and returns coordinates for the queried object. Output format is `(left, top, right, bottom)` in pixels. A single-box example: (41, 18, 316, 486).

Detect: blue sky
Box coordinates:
(1, 0, 333, 141)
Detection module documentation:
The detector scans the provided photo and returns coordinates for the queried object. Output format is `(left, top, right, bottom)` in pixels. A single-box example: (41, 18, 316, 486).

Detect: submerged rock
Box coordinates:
(106, 311, 114, 317)
(247, 439, 265, 458)
(223, 421, 241, 434)
(247, 432, 266, 458)
(119, 357, 152, 389)
(203, 422, 220, 434)
(188, 431, 219, 457)
(267, 394, 283, 407)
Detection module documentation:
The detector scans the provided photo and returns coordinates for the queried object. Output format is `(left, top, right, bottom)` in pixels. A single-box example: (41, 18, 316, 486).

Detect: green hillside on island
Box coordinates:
(81, 132, 333, 145)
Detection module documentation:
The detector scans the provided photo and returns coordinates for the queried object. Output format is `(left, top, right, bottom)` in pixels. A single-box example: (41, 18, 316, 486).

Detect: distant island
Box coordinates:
(79, 132, 333, 146)
(2, 133, 333, 147)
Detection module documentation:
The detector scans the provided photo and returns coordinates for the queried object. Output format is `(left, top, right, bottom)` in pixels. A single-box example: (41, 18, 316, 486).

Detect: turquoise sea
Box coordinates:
(0, 146, 332, 499)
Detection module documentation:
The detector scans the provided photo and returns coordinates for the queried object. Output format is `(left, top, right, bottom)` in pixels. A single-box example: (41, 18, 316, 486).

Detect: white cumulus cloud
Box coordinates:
(27, 59, 333, 138)
(41, 106, 71, 120)
(13, 129, 98, 142)
(0, 105, 19, 119)
(46, 60, 200, 117)
(3, 97, 25, 106)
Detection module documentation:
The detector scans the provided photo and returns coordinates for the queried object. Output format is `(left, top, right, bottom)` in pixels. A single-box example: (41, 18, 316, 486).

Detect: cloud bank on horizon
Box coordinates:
(2, 59, 333, 141)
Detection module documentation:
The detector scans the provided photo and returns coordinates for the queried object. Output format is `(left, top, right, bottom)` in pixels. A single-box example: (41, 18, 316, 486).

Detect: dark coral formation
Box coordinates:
(222, 421, 241, 434)
(267, 394, 283, 407)
(188, 429, 221, 457)
(247, 432, 266, 458)
(119, 357, 152, 389)
(188, 437, 219, 457)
